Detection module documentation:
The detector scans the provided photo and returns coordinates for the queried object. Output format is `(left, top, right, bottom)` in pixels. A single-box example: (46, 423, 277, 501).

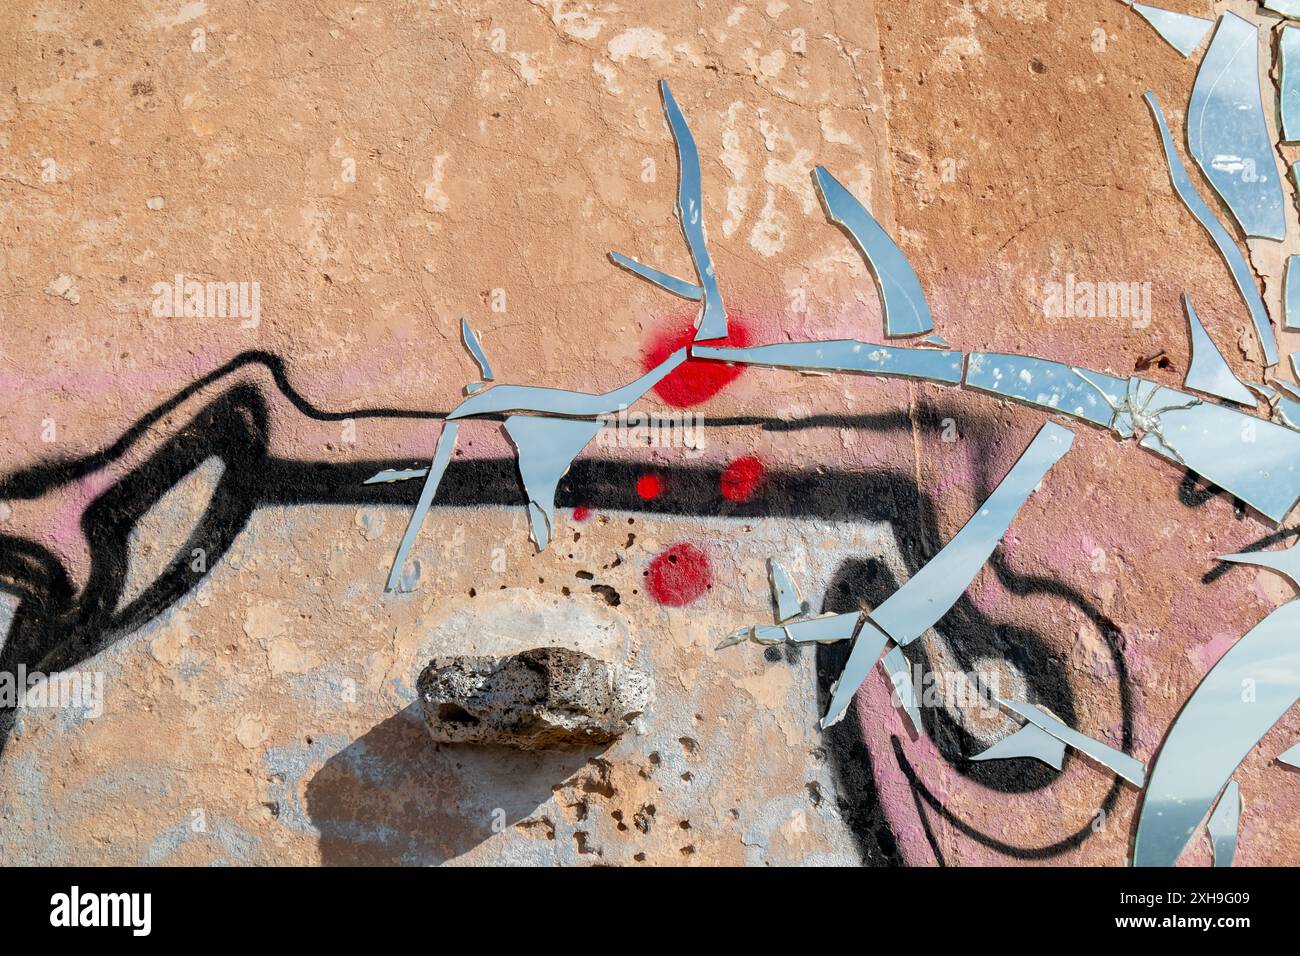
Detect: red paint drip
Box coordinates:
(642, 311, 753, 408)
(720, 455, 765, 502)
(572, 505, 592, 522)
(636, 474, 663, 500)
(645, 543, 712, 607)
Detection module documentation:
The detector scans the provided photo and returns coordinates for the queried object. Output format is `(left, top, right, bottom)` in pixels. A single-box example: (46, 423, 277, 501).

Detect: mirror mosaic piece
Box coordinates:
(448, 348, 688, 419)
(693, 341, 963, 384)
(1145, 92, 1278, 366)
(965, 354, 1127, 428)
(814, 166, 935, 338)
(1264, 0, 1300, 20)
(1182, 295, 1256, 405)
(820, 423, 1073, 728)
(971, 721, 1067, 771)
(1283, 26, 1300, 142)
(1278, 742, 1300, 768)
(660, 82, 727, 342)
(767, 559, 806, 623)
(1187, 13, 1286, 240)
(998, 699, 1146, 786)
(880, 645, 923, 736)
(504, 416, 604, 552)
(1134, 600, 1300, 866)
(460, 318, 494, 382)
(1285, 256, 1300, 330)
(1131, 3, 1215, 57)
(383, 421, 460, 593)
(1206, 780, 1241, 868)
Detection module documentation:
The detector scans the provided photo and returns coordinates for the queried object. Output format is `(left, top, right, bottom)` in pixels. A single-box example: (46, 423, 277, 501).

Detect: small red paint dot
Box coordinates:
(572, 505, 592, 522)
(720, 455, 765, 502)
(645, 543, 713, 607)
(636, 474, 663, 500)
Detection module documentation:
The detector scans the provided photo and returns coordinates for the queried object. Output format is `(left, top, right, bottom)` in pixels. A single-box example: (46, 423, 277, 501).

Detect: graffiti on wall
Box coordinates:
(6, 3, 1300, 866)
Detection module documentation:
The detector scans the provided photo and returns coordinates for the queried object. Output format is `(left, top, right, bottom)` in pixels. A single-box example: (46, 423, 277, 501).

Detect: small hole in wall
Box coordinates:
(1134, 352, 1174, 372)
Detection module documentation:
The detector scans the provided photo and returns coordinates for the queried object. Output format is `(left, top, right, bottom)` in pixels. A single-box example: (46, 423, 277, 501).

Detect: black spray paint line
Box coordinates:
(0, 371, 1136, 863)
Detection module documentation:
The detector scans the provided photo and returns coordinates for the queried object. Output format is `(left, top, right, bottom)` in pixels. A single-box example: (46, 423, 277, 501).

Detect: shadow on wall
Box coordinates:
(304, 704, 599, 865)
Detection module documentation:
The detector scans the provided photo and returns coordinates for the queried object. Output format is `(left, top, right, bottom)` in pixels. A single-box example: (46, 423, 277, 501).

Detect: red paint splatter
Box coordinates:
(572, 505, 592, 522)
(636, 474, 663, 500)
(720, 455, 765, 502)
(642, 311, 753, 408)
(645, 543, 712, 607)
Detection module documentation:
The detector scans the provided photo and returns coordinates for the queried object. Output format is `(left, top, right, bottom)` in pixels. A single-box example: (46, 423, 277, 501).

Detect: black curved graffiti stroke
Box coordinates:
(1, 353, 1247, 864)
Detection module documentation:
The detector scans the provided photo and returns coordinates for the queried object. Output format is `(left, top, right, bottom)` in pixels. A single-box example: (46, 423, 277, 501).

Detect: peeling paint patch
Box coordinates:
(607, 28, 672, 66)
(421, 154, 451, 213)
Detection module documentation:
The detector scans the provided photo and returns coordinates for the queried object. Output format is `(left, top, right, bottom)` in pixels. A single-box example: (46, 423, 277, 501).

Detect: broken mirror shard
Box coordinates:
(1275, 378, 1300, 401)
(1276, 393, 1300, 430)
(999, 699, 1146, 786)
(916, 333, 951, 349)
(461, 319, 494, 381)
(660, 81, 727, 342)
(1286, 257, 1300, 330)
(767, 559, 805, 622)
(384, 421, 460, 592)
(880, 646, 923, 736)
(1134, 600, 1300, 867)
(1183, 295, 1256, 406)
(821, 618, 892, 729)
(716, 612, 863, 649)
(716, 626, 753, 650)
(1145, 92, 1279, 366)
(971, 722, 1066, 771)
(504, 416, 603, 552)
(693, 341, 963, 384)
(821, 422, 1074, 729)
(1284, 27, 1300, 142)
(813, 165, 935, 338)
(1207, 780, 1241, 868)
(778, 613, 862, 643)
(1264, 0, 1300, 20)
(1131, 3, 1215, 57)
(964, 353, 1127, 428)
(1120, 381, 1300, 522)
(1218, 542, 1300, 589)
(1278, 742, 1300, 767)
(870, 421, 1073, 646)
(1245, 380, 1279, 403)
(607, 251, 702, 301)
(1187, 13, 1287, 241)
(365, 466, 429, 484)
(773, 613, 862, 645)
(448, 348, 688, 419)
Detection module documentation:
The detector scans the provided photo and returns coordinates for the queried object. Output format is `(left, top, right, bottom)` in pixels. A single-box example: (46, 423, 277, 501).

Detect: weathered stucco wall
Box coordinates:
(2, 0, 1299, 865)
